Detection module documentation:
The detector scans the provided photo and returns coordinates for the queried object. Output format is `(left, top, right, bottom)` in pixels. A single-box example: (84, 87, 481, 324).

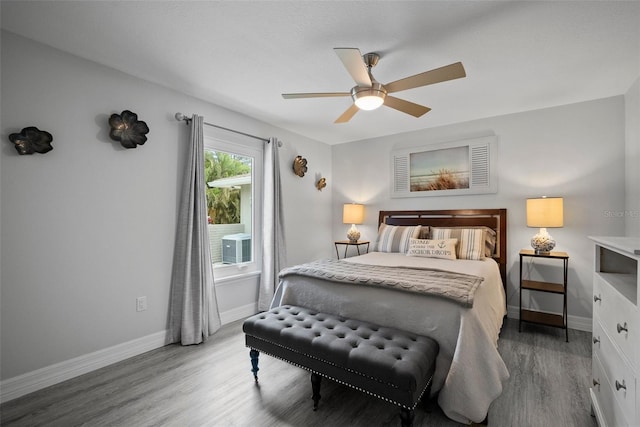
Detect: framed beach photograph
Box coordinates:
(410, 145, 469, 192)
(390, 136, 497, 198)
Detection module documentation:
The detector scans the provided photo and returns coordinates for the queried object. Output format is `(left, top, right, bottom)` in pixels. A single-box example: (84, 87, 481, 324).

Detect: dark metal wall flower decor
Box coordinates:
(8, 127, 54, 155)
(108, 110, 149, 149)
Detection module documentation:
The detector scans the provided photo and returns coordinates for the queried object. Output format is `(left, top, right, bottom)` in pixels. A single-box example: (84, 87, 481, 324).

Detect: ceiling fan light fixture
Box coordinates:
(351, 83, 386, 110)
(355, 94, 384, 110)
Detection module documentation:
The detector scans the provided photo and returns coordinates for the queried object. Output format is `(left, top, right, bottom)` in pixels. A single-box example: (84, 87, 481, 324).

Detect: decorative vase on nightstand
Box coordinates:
(347, 224, 361, 243)
(531, 228, 556, 254)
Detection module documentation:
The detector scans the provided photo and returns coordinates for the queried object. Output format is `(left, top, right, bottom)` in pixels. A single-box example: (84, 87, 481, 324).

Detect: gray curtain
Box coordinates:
(258, 137, 286, 311)
(169, 114, 221, 345)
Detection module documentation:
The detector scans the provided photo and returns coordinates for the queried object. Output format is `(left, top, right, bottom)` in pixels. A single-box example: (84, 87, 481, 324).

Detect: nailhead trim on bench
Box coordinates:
(247, 344, 433, 410)
(247, 335, 401, 390)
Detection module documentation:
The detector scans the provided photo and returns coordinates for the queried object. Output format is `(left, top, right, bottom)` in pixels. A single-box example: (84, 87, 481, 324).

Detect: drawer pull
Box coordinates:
(592, 336, 600, 344)
(616, 322, 628, 334)
(615, 380, 626, 391)
(593, 295, 601, 303)
(592, 378, 599, 387)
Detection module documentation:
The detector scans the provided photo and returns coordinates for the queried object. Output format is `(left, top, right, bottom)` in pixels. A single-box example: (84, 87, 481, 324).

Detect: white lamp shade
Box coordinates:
(526, 197, 564, 228)
(343, 203, 364, 224)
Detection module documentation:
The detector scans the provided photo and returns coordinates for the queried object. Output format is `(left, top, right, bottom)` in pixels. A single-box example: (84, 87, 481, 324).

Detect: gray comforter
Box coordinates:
(279, 259, 483, 307)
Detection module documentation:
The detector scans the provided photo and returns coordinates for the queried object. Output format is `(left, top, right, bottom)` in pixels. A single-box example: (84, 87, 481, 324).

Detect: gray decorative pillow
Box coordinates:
(375, 224, 422, 253)
(430, 228, 485, 260)
(430, 226, 497, 259)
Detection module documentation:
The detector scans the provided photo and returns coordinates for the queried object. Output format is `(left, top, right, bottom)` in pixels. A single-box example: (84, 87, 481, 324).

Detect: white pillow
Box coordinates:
(406, 238, 458, 260)
(376, 224, 422, 253)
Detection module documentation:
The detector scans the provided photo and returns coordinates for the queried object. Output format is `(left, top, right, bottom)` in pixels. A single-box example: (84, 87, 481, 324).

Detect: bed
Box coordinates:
(270, 209, 509, 425)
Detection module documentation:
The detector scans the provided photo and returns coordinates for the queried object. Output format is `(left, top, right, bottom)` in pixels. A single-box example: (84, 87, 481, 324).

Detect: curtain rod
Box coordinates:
(174, 112, 270, 143)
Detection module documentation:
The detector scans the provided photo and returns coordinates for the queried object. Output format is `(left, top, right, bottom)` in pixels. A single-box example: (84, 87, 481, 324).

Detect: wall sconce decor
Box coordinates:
(8, 126, 53, 155)
(526, 196, 564, 254)
(293, 155, 307, 177)
(343, 203, 365, 242)
(108, 110, 149, 149)
(316, 177, 327, 191)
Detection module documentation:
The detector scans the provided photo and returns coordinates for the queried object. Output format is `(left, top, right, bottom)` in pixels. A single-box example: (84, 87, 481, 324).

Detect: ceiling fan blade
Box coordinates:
(334, 104, 359, 123)
(334, 48, 372, 87)
(383, 96, 431, 117)
(282, 92, 350, 99)
(385, 62, 466, 94)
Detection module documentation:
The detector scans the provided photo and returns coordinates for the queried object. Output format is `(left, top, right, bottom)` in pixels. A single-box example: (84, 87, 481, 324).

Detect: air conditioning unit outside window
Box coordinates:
(222, 233, 251, 264)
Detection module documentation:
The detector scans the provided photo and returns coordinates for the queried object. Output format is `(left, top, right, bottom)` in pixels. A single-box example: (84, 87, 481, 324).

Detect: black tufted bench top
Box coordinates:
(243, 305, 439, 427)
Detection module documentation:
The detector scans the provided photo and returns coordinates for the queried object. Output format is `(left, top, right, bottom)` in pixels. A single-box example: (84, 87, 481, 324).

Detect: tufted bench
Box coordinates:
(242, 305, 439, 427)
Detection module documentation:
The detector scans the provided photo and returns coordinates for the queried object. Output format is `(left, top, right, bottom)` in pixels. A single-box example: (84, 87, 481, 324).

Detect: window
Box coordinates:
(204, 129, 262, 278)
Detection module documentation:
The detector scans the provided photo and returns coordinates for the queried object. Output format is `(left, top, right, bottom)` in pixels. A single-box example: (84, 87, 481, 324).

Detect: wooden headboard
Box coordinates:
(378, 209, 507, 289)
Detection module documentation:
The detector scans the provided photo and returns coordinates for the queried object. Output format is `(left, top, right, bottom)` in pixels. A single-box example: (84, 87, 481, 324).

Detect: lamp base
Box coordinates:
(533, 248, 553, 255)
(347, 224, 361, 243)
(531, 228, 556, 254)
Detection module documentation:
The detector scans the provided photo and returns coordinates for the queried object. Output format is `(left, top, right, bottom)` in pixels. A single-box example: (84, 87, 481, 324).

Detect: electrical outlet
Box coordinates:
(136, 296, 147, 312)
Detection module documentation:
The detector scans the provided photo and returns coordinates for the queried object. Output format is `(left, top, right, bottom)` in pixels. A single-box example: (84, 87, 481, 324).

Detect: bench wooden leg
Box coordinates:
(421, 379, 435, 413)
(311, 372, 322, 410)
(399, 407, 414, 427)
(249, 349, 259, 382)
(471, 414, 489, 426)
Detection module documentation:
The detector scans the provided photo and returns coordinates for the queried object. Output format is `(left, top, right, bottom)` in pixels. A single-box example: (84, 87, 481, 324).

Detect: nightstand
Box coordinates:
(519, 249, 569, 342)
(335, 240, 370, 259)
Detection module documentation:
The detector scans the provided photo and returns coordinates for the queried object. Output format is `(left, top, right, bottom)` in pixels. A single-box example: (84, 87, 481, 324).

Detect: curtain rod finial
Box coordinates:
(175, 112, 185, 121)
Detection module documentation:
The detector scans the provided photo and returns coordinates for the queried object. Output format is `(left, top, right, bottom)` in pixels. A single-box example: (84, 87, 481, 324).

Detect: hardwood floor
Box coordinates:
(1, 318, 597, 427)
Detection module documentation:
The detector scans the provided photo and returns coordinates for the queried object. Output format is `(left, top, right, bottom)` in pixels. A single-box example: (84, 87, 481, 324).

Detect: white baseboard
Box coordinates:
(0, 330, 169, 404)
(506, 305, 592, 332)
(566, 313, 592, 332)
(220, 302, 258, 324)
(590, 388, 606, 427)
(1, 303, 260, 404)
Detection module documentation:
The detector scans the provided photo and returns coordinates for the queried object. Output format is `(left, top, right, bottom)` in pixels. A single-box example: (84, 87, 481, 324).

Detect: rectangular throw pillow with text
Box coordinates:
(406, 238, 458, 260)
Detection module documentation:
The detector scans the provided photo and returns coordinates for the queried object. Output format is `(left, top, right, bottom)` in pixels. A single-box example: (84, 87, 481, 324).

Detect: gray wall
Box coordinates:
(625, 76, 640, 236)
(0, 31, 333, 381)
(332, 96, 628, 329)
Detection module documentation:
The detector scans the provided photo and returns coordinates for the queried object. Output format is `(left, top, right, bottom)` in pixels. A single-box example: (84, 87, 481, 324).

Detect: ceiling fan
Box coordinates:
(282, 48, 466, 123)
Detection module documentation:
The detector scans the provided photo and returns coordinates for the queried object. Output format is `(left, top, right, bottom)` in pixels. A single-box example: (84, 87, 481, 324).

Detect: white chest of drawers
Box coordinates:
(589, 236, 640, 427)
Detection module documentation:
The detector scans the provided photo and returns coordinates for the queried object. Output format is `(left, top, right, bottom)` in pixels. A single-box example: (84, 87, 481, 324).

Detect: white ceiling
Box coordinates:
(2, 1, 639, 145)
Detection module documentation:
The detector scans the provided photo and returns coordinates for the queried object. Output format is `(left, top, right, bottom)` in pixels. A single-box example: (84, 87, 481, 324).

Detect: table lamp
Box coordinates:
(526, 197, 563, 254)
(343, 203, 364, 242)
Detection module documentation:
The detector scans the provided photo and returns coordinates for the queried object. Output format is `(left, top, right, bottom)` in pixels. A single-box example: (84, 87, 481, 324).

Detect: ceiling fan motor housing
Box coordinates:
(363, 52, 380, 68)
